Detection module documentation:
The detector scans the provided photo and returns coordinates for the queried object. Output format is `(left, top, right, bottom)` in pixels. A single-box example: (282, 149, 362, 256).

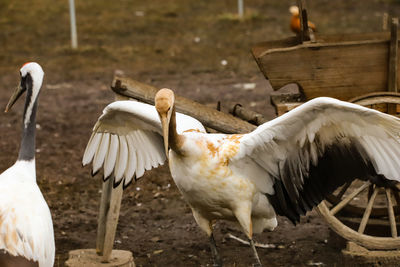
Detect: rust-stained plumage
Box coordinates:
(155, 89, 270, 266)
(85, 88, 400, 267)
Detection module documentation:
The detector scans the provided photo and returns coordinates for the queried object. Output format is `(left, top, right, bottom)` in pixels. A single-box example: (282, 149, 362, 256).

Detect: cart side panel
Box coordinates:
(255, 41, 398, 100)
(253, 32, 400, 101)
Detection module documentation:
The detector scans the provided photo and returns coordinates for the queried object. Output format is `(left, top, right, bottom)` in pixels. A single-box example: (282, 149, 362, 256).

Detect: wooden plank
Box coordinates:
(252, 32, 394, 59)
(111, 77, 257, 134)
(256, 41, 395, 100)
(252, 32, 400, 100)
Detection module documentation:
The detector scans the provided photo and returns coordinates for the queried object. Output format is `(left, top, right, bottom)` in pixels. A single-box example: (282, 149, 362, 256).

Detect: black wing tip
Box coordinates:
(113, 177, 123, 188)
(91, 169, 100, 177)
(123, 177, 134, 190)
(103, 174, 112, 182)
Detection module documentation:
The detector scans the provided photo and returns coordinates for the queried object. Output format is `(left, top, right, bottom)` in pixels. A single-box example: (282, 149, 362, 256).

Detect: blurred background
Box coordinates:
(1, 0, 400, 266)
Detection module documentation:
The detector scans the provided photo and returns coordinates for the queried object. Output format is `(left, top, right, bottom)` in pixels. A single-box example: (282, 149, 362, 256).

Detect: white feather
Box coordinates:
(234, 97, 400, 184)
(84, 100, 205, 186)
(104, 134, 119, 179)
(93, 133, 110, 174)
(133, 131, 146, 178)
(82, 132, 101, 166)
(114, 136, 128, 183)
(124, 134, 137, 185)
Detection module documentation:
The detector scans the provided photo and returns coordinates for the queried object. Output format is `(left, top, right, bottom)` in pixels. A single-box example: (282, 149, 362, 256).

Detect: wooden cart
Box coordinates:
(252, 5, 400, 253)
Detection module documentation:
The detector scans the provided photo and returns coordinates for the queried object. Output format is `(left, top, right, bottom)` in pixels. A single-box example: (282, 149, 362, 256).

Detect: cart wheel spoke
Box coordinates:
(393, 189, 400, 207)
(385, 188, 398, 238)
(336, 181, 352, 200)
(330, 181, 370, 216)
(358, 186, 379, 234)
(367, 184, 374, 201)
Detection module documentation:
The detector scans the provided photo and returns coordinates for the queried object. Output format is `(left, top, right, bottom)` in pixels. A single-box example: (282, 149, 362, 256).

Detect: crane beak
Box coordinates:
(160, 114, 170, 159)
(5, 84, 25, 113)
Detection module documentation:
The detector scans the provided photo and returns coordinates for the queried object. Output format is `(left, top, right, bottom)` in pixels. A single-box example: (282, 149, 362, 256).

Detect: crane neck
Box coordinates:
(18, 87, 39, 162)
(168, 106, 185, 155)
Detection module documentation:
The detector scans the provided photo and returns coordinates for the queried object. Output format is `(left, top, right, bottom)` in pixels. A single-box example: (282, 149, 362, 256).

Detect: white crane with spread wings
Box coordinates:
(84, 88, 400, 266)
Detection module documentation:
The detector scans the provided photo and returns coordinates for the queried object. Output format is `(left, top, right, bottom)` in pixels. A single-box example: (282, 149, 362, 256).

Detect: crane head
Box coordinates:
(5, 62, 44, 113)
(155, 88, 175, 158)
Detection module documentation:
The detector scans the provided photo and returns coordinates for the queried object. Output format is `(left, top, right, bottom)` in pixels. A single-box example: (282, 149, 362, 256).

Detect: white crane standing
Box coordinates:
(0, 62, 55, 267)
(84, 88, 400, 266)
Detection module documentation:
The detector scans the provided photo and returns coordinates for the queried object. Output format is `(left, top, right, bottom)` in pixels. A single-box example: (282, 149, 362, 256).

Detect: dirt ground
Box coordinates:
(1, 0, 400, 266)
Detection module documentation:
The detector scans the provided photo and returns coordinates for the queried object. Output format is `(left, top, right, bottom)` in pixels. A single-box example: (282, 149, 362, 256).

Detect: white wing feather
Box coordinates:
(83, 100, 205, 187)
(114, 136, 128, 183)
(92, 133, 110, 174)
(234, 97, 400, 185)
(103, 134, 119, 179)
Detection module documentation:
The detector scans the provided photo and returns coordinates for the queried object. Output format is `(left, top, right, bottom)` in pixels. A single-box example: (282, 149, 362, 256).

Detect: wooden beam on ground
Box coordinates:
(111, 76, 257, 134)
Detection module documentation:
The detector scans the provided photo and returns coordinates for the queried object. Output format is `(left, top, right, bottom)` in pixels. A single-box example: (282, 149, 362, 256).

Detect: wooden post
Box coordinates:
(237, 0, 244, 18)
(96, 177, 124, 262)
(388, 18, 398, 93)
(388, 17, 398, 114)
(95, 91, 131, 262)
(95, 87, 131, 263)
(68, 0, 78, 49)
(296, 0, 309, 43)
(111, 76, 256, 134)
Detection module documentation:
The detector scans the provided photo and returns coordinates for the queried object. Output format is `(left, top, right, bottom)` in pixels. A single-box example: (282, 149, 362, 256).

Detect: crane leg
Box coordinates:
(209, 233, 222, 267)
(191, 209, 223, 266)
(233, 203, 263, 266)
(249, 238, 262, 267)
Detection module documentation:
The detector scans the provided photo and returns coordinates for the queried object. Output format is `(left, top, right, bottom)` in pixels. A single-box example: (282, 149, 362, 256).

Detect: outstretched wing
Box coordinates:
(82, 100, 206, 188)
(233, 97, 400, 223)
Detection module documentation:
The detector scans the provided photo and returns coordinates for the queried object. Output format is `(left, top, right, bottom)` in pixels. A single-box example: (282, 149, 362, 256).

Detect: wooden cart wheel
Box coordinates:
(317, 92, 400, 250)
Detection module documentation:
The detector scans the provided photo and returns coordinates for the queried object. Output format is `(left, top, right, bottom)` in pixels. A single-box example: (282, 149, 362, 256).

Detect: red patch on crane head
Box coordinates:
(21, 62, 32, 68)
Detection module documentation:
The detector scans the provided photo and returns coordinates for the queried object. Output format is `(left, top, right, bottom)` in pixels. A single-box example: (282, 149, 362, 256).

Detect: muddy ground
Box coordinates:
(1, 0, 400, 266)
